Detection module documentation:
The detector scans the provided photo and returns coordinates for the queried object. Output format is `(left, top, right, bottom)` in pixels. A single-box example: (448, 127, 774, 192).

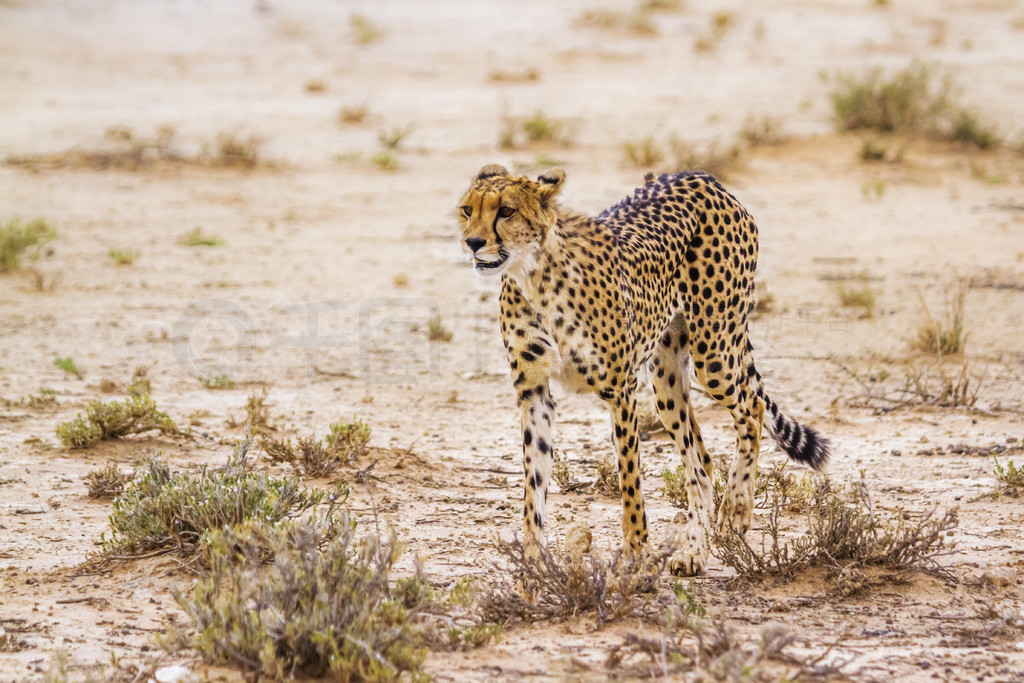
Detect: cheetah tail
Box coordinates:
(759, 391, 830, 471)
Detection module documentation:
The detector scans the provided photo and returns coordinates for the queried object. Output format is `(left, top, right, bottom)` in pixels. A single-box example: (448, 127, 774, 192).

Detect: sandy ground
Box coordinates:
(2, 0, 1024, 680)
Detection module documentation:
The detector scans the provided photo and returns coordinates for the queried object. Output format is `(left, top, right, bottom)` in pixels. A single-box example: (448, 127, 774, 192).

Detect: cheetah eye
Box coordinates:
(498, 206, 516, 219)
(460, 205, 473, 219)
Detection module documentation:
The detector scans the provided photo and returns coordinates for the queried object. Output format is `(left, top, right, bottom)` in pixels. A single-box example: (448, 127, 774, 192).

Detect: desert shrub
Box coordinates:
(53, 356, 82, 379)
(377, 125, 412, 149)
(427, 315, 453, 342)
(84, 462, 132, 499)
(713, 477, 957, 591)
(198, 374, 234, 390)
(371, 152, 398, 170)
(829, 61, 999, 148)
(326, 418, 372, 458)
(576, 8, 657, 35)
(350, 13, 383, 44)
(55, 377, 176, 448)
(0, 217, 55, 273)
(228, 388, 275, 433)
(107, 248, 139, 265)
(835, 275, 876, 317)
(623, 137, 665, 168)
(175, 511, 497, 679)
(478, 536, 671, 624)
(670, 138, 741, 180)
(993, 456, 1024, 489)
(912, 281, 968, 355)
(338, 104, 369, 124)
(177, 228, 223, 247)
(101, 438, 333, 557)
(740, 115, 786, 147)
(214, 131, 263, 168)
(522, 111, 573, 145)
(660, 464, 726, 510)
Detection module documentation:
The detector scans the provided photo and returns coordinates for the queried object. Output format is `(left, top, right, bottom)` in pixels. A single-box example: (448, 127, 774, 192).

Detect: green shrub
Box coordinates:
(994, 456, 1024, 489)
(84, 462, 131, 499)
(53, 357, 83, 379)
(101, 439, 334, 557)
(0, 217, 55, 273)
(107, 248, 139, 265)
(55, 378, 175, 448)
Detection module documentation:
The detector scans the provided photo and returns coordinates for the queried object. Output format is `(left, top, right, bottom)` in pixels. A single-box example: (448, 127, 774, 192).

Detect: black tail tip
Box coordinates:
(790, 426, 830, 471)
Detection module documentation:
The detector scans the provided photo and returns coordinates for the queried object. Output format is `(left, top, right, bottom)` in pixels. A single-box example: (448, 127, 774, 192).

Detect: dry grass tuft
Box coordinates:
(912, 281, 969, 356)
(264, 419, 370, 478)
(478, 537, 671, 624)
(713, 477, 957, 592)
(576, 8, 658, 35)
(670, 138, 742, 180)
(84, 462, 132, 499)
(427, 315, 454, 342)
(0, 217, 55, 273)
(107, 248, 139, 265)
(740, 115, 786, 147)
(337, 103, 369, 125)
(624, 137, 666, 168)
(835, 274, 877, 317)
(214, 131, 263, 168)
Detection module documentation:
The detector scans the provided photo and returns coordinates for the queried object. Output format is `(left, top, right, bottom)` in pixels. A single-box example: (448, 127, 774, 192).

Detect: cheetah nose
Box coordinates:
(465, 237, 487, 253)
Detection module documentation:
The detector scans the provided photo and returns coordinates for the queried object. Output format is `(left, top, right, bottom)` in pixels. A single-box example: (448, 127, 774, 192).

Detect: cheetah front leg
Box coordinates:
(608, 388, 649, 555)
(517, 379, 556, 561)
(650, 328, 713, 575)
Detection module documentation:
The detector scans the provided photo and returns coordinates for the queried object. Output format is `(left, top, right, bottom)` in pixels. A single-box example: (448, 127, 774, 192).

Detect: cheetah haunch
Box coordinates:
(458, 164, 829, 575)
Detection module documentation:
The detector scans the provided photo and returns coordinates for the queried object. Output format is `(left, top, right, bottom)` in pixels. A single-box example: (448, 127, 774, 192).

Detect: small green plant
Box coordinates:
(371, 151, 398, 170)
(427, 315, 453, 342)
(859, 139, 888, 161)
(911, 281, 968, 355)
(660, 465, 689, 508)
(107, 248, 139, 265)
(55, 377, 176, 448)
(101, 438, 332, 557)
(993, 456, 1024, 489)
(198, 374, 235, 390)
(835, 274, 876, 317)
(350, 13, 383, 44)
(522, 111, 572, 144)
(326, 417, 373, 459)
(949, 109, 998, 149)
(1, 217, 55, 273)
(624, 137, 665, 168)
(338, 104, 368, 124)
(862, 178, 886, 200)
(25, 387, 57, 408)
(178, 228, 224, 247)
(84, 462, 131, 499)
(53, 357, 83, 379)
(378, 125, 412, 149)
(214, 131, 263, 168)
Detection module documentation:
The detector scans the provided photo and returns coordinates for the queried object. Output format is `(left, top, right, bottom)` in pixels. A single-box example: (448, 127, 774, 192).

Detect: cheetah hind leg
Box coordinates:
(649, 328, 713, 576)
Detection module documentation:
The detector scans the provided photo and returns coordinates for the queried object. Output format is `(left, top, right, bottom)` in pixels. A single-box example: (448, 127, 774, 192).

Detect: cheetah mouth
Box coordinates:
(473, 248, 509, 270)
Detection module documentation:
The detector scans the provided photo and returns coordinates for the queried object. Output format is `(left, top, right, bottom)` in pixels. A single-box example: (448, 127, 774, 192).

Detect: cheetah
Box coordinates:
(457, 164, 829, 575)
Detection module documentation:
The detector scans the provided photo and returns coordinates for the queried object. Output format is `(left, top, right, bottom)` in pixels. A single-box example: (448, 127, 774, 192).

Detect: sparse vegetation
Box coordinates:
(829, 61, 1000, 148)
(623, 137, 665, 168)
(214, 131, 263, 168)
(326, 418, 372, 459)
(478, 536, 671, 624)
(427, 315, 454, 342)
(107, 248, 139, 265)
(835, 274, 876, 317)
(0, 217, 55, 273)
(53, 356, 83, 379)
(198, 374, 235, 390)
(522, 110, 573, 145)
(740, 115, 786, 147)
(594, 455, 620, 496)
(694, 10, 736, 52)
(265, 435, 345, 478)
(377, 125, 412, 149)
(84, 462, 131, 499)
(911, 281, 968, 355)
(303, 78, 326, 93)
(174, 509, 495, 679)
(753, 280, 776, 315)
(350, 13, 383, 45)
(488, 68, 540, 83)
(993, 456, 1024, 489)
(372, 151, 398, 170)
(101, 438, 332, 558)
(714, 477, 958, 591)
(55, 376, 176, 448)
(338, 104, 368, 125)
(576, 8, 658, 35)
(670, 138, 741, 179)
(229, 389, 275, 433)
(178, 228, 224, 247)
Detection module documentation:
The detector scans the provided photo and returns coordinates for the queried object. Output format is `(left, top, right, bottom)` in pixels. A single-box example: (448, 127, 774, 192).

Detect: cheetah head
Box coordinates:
(457, 164, 565, 276)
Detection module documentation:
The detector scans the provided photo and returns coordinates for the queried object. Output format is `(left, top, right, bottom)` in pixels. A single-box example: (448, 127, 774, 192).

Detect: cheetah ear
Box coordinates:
(476, 164, 509, 180)
(536, 168, 565, 206)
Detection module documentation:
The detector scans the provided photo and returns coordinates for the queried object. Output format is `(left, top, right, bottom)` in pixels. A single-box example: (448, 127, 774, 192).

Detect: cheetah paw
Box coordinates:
(716, 496, 752, 536)
(668, 547, 708, 576)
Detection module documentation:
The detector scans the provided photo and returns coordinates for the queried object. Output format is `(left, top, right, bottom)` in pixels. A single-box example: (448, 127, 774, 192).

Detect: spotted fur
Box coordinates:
(458, 165, 829, 575)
